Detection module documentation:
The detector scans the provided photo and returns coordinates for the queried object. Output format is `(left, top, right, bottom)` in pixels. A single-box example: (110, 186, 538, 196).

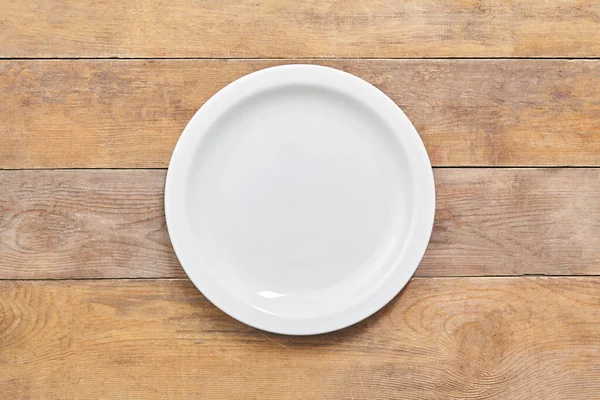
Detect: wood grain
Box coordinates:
(1, 59, 599, 169)
(421, 168, 600, 276)
(1, 0, 599, 58)
(1, 277, 599, 399)
(0, 170, 178, 279)
(1, 168, 598, 279)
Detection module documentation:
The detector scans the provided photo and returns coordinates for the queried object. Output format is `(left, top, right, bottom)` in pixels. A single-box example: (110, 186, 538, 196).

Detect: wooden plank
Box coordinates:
(421, 168, 600, 276)
(1, 169, 598, 279)
(0, 170, 179, 279)
(1, 277, 599, 399)
(2, 60, 599, 169)
(1, 0, 599, 58)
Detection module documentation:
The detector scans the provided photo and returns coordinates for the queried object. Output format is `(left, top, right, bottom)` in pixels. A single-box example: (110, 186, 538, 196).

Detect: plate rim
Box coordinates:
(165, 64, 435, 335)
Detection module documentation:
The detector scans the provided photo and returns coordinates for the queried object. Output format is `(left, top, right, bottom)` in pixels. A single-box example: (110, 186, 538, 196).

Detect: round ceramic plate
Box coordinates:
(165, 65, 435, 335)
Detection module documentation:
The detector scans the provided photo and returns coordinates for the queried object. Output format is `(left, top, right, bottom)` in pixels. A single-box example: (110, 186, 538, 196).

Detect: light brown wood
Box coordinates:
(1, 277, 599, 399)
(0, 170, 178, 279)
(421, 168, 600, 276)
(1, 0, 599, 58)
(1, 168, 598, 279)
(2, 1, 599, 398)
(2, 59, 599, 169)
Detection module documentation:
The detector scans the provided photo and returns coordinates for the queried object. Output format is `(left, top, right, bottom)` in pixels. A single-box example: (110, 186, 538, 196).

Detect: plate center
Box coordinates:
(186, 85, 412, 309)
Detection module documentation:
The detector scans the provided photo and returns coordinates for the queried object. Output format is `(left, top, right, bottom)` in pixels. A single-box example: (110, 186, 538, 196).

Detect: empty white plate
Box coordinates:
(165, 65, 435, 335)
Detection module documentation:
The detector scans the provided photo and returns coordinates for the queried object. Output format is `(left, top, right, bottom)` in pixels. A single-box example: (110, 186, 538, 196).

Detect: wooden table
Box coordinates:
(1, 1, 599, 399)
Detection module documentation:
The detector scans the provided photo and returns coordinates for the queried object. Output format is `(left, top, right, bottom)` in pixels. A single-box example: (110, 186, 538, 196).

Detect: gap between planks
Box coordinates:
(1, 275, 600, 282)
(2, 57, 600, 60)
(2, 166, 600, 171)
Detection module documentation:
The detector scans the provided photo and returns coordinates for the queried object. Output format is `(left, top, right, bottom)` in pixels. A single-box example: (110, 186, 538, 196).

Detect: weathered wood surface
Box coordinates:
(0, 170, 177, 279)
(2, 0, 599, 398)
(1, 60, 599, 169)
(1, 0, 599, 58)
(421, 167, 600, 276)
(1, 168, 598, 279)
(1, 277, 599, 399)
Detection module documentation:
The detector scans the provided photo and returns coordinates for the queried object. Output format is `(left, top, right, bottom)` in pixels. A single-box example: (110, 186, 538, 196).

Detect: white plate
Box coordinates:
(165, 65, 435, 335)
